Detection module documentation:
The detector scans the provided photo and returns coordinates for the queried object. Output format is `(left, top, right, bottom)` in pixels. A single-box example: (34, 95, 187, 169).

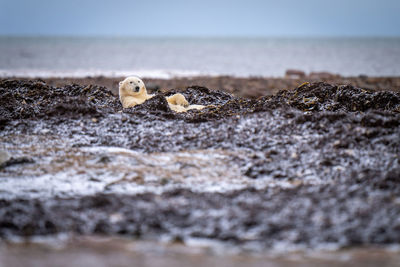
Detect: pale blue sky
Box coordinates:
(1, 0, 399, 37)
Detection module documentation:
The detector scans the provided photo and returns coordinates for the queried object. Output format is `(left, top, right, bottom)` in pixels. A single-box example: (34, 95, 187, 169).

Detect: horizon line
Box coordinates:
(1, 34, 400, 39)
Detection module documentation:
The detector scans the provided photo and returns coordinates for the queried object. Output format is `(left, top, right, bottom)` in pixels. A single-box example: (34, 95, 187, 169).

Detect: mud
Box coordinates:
(0, 79, 400, 251)
(2, 237, 400, 267)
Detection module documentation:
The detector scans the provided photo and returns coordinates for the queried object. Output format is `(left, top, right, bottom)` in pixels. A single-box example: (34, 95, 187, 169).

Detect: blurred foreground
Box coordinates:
(2, 237, 400, 267)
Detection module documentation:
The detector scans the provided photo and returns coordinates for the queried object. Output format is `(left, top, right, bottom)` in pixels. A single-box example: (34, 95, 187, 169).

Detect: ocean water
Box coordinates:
(0, 36, 399, 78)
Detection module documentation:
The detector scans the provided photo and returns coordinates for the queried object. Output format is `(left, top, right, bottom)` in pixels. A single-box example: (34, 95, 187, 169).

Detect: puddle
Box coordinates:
(1, 237, 400, 267)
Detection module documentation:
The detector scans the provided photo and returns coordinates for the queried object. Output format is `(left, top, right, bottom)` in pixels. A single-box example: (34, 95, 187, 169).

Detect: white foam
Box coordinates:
(0, 69, 218, 79)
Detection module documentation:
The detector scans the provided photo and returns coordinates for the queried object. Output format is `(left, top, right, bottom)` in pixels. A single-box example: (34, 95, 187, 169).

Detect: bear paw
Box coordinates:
(167, 93, 189, 107)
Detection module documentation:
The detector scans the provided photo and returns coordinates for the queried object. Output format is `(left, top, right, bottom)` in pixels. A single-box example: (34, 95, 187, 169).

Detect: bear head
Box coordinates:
(119, 76, 147, 97)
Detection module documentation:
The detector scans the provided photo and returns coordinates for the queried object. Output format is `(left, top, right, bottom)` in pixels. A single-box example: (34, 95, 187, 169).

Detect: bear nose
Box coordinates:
(135, 86, 140, 91)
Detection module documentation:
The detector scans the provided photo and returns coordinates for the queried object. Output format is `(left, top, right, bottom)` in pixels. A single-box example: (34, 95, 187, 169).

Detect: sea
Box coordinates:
(0, 36, 400, 78)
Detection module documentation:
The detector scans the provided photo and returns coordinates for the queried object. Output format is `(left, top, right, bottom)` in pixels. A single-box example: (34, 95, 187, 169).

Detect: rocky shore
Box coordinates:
(1, 77, 400, 262)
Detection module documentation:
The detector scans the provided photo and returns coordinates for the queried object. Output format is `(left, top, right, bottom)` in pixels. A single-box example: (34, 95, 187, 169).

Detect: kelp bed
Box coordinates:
(0, 79, 400, 250)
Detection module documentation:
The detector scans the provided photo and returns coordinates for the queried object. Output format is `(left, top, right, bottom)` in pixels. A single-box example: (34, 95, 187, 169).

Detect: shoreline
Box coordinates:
(2, 75, 400, 98)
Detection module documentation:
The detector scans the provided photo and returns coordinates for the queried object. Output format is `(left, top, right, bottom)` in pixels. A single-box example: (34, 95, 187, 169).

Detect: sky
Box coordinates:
(0, 0, 399, 37)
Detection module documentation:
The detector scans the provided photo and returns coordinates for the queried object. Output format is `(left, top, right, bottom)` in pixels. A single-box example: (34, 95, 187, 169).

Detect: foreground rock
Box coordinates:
(0, 79, 399, 250)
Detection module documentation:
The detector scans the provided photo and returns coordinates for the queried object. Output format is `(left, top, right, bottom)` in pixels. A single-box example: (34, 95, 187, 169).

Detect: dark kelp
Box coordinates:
(0, 79, 400, 249)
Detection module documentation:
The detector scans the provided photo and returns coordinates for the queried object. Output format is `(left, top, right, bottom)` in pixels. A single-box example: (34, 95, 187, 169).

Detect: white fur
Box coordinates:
(119, 76, 205, 113)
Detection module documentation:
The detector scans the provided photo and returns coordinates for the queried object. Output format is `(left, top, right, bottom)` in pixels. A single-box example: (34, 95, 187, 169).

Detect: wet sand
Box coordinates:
(2, 237, 400, 267)
(1, 76, 400, 265)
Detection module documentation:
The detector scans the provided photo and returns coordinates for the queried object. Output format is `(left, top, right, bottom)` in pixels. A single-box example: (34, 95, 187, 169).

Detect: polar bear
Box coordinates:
(119, 76, 205, 113)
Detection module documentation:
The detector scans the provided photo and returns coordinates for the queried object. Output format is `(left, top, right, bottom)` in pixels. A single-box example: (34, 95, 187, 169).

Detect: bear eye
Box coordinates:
(130, 81, 133, 84)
